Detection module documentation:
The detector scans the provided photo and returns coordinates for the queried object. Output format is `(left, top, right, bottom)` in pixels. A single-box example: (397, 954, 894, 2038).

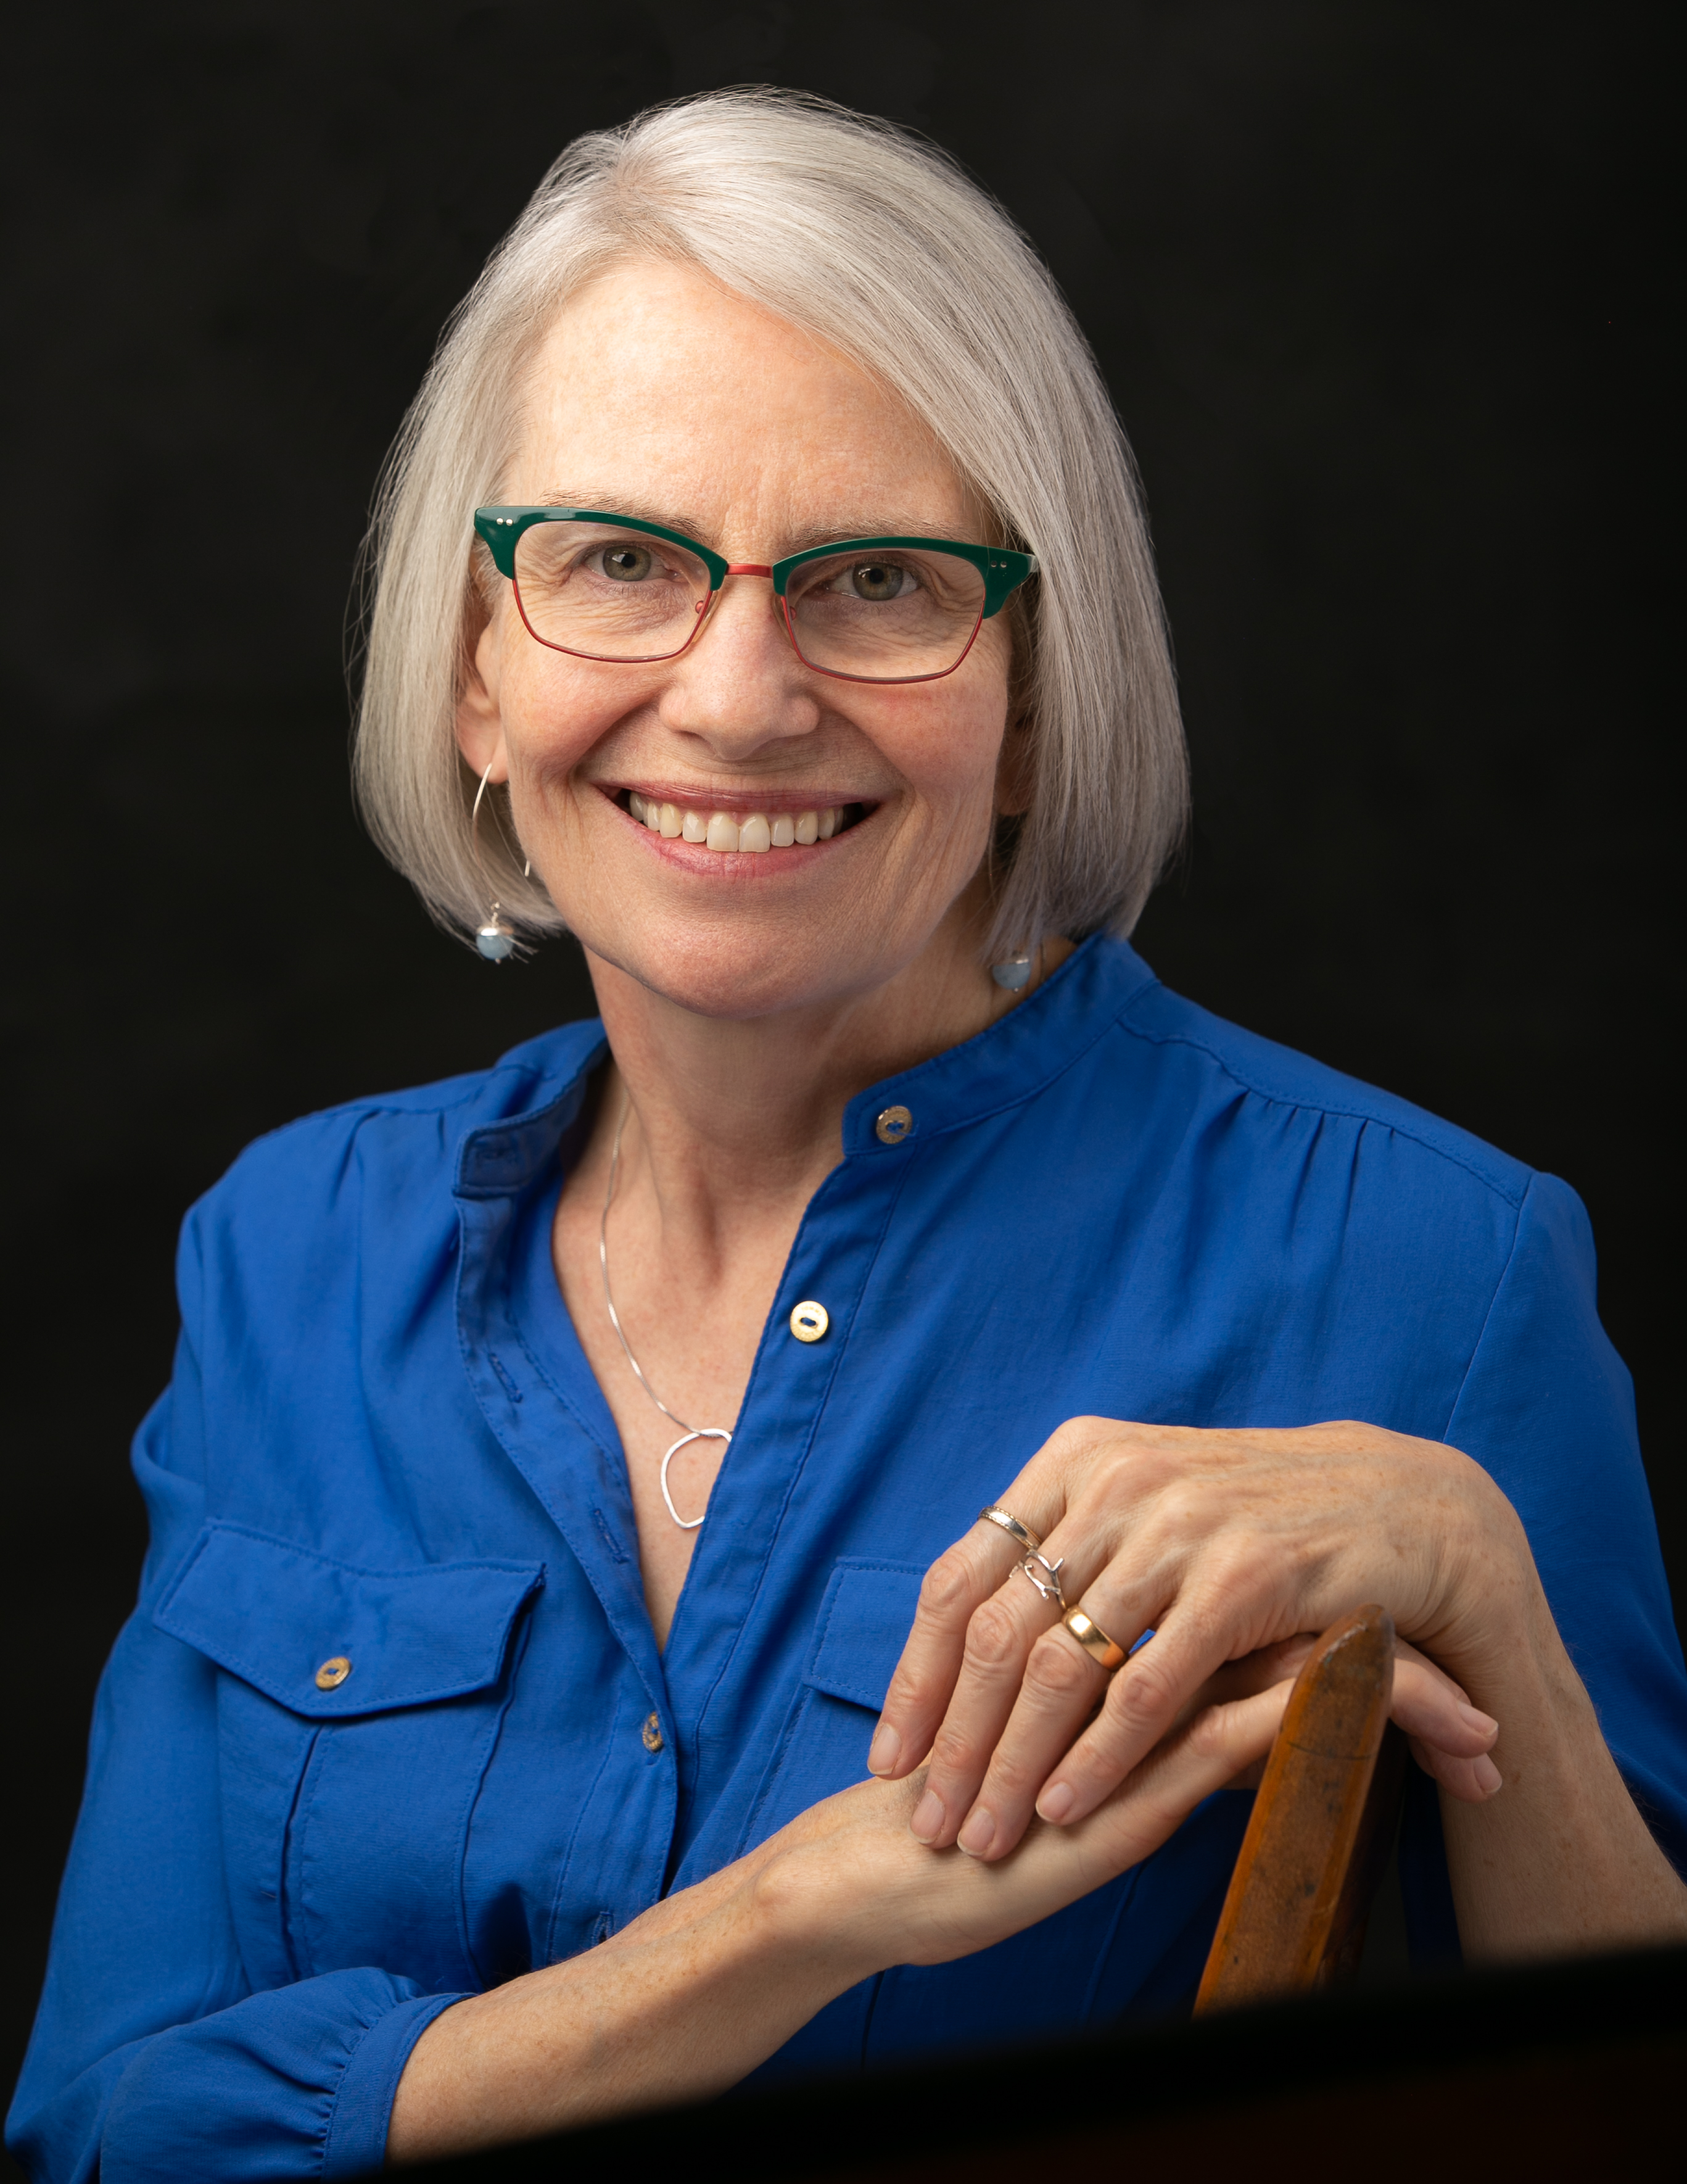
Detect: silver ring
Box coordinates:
(1018, 1552, 1066, 1608)
(979, 1504, 1043, 1554)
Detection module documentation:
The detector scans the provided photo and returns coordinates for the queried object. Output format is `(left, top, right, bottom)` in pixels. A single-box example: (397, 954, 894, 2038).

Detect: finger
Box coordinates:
(916, 1505, 1150, 1850)
(948, 1610, 1116, 1859)
(1387, 1657, 1497, 1758)
(877, 1420, 1138, 1784)
(1386, 1647, 1501, 1800)
(907, 1566, 1070, 1848)
(1409, 1734, 1504, 1803)
(962, 1587, 1229, 1858)
(1071, 1681, 1293, 1878)
(1391, 1635, 1472, 1706)
(1405, 1729, 1501, 1799)
(1195, 1632, 1319, 1709)
(868, 1522, 1038, 1781)
(1031, 1590, 1283, 1830)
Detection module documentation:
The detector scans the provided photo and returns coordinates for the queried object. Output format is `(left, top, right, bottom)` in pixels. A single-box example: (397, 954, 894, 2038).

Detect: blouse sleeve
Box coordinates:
(5, 1226, 468, 2182)
(1388, 1168, 1687, 1966)
(1445, 1170, 1687, 1863)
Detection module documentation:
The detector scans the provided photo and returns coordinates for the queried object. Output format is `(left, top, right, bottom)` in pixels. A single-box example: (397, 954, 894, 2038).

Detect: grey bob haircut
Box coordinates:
(353, 88, 1187, 959)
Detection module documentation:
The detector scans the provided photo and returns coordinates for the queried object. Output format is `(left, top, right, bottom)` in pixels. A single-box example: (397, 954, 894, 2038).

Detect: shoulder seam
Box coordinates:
(1115, 1005, 1530, 1210)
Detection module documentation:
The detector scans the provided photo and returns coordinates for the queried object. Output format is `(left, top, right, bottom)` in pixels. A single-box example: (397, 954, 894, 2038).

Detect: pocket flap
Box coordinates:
(804, 1559, 925, 1713)
(154, 1522, 545, 1717)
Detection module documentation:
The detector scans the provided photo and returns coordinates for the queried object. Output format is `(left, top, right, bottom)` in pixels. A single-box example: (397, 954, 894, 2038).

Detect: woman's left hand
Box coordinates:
(867, 1417, 1522, 1860)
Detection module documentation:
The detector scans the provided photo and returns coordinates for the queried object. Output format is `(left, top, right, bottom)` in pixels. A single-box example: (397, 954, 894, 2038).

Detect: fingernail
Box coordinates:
(957, 1809, 995, 1858)
(868, 1724, 901, 1776)
(1037, 1781, 1074, 1823)
(910, 1789, 946, 1843)
(1458, 1703, 1498, 1739)
(1474, 1755, 1503, 1797)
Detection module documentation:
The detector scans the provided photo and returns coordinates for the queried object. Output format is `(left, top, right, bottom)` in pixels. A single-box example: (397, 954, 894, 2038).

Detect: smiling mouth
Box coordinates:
(615, 789, 869, 853)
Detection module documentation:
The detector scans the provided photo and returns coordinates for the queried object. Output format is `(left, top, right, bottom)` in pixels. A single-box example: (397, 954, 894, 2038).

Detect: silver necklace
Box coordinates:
(600, 1097, 732, 1531)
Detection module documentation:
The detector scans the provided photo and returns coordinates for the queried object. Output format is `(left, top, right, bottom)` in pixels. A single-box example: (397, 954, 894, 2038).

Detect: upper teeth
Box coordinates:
(626, 794, 843, 851)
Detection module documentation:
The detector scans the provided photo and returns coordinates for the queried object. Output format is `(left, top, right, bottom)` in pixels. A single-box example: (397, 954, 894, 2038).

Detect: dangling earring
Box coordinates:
(471, 761, 522, 962)
(991, 951, 1034, 991)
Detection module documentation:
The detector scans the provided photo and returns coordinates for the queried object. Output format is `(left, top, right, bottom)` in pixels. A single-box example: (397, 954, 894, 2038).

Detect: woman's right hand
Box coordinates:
(390, 1666, 1294, 2161)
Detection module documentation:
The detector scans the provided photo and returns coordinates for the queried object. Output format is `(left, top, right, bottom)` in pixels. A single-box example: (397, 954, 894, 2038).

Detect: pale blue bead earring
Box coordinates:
(991, 951, 1034, 991)
(470, 761, 527, 962)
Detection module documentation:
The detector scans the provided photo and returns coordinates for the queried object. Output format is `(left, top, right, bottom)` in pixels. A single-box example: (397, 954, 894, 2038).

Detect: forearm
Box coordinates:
(386, 1845, 864, 2162)
(1441, 1574, 1687, 1960)
(389, 1686, 1292, 2162)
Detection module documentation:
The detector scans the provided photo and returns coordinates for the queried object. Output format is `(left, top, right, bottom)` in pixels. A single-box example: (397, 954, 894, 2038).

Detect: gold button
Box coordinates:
(790, 1300, 830, 1343)
(315, 1655, 352, 1691)
(641, 1713, 664, 1753)
(875, 1104, 913, 1145)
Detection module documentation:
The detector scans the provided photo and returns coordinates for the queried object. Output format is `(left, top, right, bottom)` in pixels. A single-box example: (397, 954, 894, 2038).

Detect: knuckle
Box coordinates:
(1109, 1659, 1176, 1735)
(928, 1724, 979, 1776)
(1021, 1631, 1095, 1704)
(962, 1598, 1025, 1673)
(1184, 1705, 1237, 1764)
(984, 1747, 1041, 1798)
(918, 1549, 979, 1622)
(879, 1668, 917, 1717)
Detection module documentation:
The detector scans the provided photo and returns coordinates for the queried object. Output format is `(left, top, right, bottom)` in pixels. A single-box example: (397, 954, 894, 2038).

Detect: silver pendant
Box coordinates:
(660, 1427, 732, 1531)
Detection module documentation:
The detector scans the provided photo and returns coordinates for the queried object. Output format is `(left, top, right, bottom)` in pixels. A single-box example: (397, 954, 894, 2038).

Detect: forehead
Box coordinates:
(512, 258, 973, 531)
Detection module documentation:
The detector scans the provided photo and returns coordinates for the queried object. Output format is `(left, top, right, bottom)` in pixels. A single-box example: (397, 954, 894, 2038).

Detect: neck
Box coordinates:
(582, 895, 1065, 1257)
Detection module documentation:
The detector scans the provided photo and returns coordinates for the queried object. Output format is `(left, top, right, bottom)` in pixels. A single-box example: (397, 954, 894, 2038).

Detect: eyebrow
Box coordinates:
(529, 492, 715, 540)
(528, 493, 974, 555)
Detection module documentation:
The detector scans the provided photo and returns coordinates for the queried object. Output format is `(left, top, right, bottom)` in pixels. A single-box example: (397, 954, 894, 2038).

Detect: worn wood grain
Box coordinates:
(1195, 1602, 1398, 2012)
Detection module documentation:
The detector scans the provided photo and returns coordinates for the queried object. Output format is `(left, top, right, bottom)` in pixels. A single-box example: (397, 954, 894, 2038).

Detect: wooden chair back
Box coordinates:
(1195, 1601, 1408, 2012)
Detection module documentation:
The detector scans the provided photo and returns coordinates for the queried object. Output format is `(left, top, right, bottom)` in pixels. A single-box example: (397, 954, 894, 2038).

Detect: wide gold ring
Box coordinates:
(978, 1505, 1042, 1554)
(1062, 1607, 1128, 1672)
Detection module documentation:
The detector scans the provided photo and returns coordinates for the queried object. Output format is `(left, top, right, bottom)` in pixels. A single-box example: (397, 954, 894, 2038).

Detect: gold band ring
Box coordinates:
(1063, 1607, 1128, 1672)
(978, 1505, 1043, 1554)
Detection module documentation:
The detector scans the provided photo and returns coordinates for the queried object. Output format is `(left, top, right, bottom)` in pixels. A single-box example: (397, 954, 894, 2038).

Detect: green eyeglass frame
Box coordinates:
(472, 505, 1039, 682)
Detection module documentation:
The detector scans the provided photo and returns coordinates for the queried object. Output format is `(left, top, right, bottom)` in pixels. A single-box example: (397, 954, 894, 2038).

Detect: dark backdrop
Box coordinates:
(2, 0, 1676, 2140)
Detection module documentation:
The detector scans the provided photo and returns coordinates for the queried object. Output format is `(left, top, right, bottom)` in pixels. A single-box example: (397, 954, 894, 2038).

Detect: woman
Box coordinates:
(10, 89, 1686, 2178)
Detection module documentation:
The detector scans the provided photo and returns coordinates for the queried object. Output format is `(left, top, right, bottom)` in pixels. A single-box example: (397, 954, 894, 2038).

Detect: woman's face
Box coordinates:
(458, 259, 1017, 1020)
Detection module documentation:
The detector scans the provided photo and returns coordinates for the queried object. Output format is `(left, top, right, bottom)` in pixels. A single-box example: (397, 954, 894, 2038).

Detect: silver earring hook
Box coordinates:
(471, 761, 520, 962)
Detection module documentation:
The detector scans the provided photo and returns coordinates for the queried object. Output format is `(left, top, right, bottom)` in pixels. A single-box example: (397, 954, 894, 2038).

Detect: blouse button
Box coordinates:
(875, 1104, 913, 1144)
(789, 1301, 829, 1343)
(315, 1655, 352, 1690)
(641, 1713, 665, 1753)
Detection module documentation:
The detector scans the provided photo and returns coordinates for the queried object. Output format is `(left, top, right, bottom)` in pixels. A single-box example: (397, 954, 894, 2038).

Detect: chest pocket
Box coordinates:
(155, 1522, 543, 1996)
(740, 1558, 924, 1853)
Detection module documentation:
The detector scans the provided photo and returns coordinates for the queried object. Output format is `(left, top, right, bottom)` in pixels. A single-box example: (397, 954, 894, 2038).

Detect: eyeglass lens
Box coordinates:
(510, 522, 987, 678)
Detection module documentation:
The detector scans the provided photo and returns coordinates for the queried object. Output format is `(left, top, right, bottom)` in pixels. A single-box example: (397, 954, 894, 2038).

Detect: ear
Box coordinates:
(455, 604, 509, 784)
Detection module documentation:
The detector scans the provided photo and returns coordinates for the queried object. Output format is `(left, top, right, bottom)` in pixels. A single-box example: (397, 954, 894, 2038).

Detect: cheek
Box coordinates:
(500, 648, 636, 784)
(876, 655, 1010, 816)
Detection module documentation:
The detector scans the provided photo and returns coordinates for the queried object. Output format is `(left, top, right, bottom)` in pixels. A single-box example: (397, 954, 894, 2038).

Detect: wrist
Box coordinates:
(743, 1833, 891, 1994)
(1418, 1461, 1558, 1700)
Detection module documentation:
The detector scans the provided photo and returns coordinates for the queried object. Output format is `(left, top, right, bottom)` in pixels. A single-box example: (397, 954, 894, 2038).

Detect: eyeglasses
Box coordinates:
(473, 507, 1038, 685)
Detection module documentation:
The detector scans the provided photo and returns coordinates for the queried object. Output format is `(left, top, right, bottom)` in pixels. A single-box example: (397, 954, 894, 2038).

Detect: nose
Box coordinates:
(656, 566, 822, 758)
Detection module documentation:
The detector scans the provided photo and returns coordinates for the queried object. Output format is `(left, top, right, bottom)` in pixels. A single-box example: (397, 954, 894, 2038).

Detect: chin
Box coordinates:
(589, 914, 915, 1023)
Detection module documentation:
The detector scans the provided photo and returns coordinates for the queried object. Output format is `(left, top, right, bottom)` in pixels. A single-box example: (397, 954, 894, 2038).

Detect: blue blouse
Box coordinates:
(11, 936, 1686, 2182)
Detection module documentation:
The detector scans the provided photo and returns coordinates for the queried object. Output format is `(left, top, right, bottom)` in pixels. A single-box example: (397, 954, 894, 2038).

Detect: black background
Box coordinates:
(2, 0, 1677, 2141)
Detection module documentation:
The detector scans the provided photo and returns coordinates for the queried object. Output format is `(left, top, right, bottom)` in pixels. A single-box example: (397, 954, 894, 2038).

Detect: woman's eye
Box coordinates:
(831, 559, 917, 602)
(595, 545, 656, 582)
